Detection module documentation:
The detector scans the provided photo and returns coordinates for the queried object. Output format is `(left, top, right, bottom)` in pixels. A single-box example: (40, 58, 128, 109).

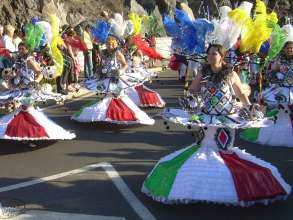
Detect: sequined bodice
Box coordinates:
(269, 56, 293, 86)
(101, 50, 121, 75)
(200, 69, 235, 115)
(15, 56, 35, 83)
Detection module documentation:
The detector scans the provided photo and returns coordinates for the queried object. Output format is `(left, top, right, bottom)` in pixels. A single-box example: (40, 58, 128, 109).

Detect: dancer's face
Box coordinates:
(284, 43, 293, 58)
(18, 44, 29, 57)
(207, 46, 223, 66)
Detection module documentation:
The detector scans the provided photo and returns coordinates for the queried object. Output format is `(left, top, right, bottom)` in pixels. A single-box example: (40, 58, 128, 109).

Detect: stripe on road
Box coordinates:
(100, 163, 156, 220)
(8, 210, 125, 220)
(0, 162, 156, 220)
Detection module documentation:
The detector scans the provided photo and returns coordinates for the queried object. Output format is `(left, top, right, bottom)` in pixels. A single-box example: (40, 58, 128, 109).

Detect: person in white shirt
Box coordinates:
(13, 29, 23, 49)
(2, 25, 17, 53)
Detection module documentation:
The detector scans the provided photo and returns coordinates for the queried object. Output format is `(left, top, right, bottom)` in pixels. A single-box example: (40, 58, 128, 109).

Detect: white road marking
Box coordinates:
(7, 210, 125, 220)
(0, 164, 101, 193)
(100, 163, 156, 220)
(0, 162, 156, 220)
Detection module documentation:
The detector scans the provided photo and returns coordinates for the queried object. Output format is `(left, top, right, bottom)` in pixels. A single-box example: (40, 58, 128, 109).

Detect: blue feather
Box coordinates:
(164, 9, 214, 55)
(163, 14, 180, 37)
(174, 8, 192, 25)
(91, 20, 111, 44)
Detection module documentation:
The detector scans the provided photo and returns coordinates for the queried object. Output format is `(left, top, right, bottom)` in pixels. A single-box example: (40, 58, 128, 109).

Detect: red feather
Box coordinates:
(0, 41, 11, 58)
(132, 35, 163, 60)
(64, 36, 88, 52)
(0, 48, 11, 58)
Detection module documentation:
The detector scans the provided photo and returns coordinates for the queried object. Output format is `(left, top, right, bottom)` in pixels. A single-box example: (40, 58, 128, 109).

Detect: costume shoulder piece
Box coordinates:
(269, 55, 293, 85)
(201, 64, 233, 84)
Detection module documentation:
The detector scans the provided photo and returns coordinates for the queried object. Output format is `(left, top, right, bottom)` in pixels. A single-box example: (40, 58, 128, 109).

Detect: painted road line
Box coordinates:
(0, 164, 101, 193)
(100, 163, 156, 220)
(0, 162, 156, 220)
(8, 210, 125, 220)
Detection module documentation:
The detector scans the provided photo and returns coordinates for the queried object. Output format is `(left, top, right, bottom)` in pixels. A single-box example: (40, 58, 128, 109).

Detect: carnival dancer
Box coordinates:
(0, 42, 75, 141)
(15, 42, 43, 86)
(0, 43, 65, 103)
(142, 44, 291, 206)
(84, 14, 165, 108)
(0, 96, 75, 140)
(123, 39, 165, 108)
(72, 36, 154, 125)
(241, 41, 293, 147)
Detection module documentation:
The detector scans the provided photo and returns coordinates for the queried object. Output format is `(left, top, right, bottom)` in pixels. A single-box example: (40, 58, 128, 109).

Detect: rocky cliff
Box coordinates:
(0, 0, 124, 27)
(0, 0, 292, 28)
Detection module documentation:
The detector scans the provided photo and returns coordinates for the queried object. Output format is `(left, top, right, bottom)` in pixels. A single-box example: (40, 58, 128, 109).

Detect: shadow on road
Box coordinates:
(0, 140, 57, 155)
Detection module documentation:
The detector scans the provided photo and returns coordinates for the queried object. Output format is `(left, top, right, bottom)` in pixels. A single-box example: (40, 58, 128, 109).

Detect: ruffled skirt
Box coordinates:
(0, 106, 75, 140)
(142, 142, 291, 206)
(126, 85, 165, 108)
(240, 105, 293, 147)
(72, 95, 155, 125)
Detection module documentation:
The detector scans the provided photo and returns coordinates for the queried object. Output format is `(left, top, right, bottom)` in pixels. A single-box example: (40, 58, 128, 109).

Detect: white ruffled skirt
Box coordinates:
(72, 95, 155, 125)
(0, 106, 75, 140)
(142, 128, 291, 206)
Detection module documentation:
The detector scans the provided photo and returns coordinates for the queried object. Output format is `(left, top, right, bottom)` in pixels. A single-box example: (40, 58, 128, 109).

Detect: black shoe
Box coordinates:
(179, 77, 185, 82)
(60, 90, 68, 95)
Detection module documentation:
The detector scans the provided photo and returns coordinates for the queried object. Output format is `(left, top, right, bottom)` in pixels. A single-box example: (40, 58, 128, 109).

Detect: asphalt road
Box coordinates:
(0, 70, 292, 220)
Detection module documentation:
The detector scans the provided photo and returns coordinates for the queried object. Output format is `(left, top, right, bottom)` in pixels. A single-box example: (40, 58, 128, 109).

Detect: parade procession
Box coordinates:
(0, 0, 292, 219)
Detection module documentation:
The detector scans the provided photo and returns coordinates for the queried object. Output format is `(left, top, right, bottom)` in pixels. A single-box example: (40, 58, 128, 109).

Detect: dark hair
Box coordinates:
(282, 41, 293, 58)
(202, 44, 232, 83)
(283, 41, 293, 50)
(66, 28, 76, 37)
(206, 44, 227, 59)
(85, 24, 92, 29)
(18, 42, 28, 49)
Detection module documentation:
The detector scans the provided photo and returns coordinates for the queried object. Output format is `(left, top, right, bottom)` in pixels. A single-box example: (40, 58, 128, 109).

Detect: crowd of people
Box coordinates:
(0, 9, 165, 140)
(0, 0, 292, 209)
(0, 22, 96, 95)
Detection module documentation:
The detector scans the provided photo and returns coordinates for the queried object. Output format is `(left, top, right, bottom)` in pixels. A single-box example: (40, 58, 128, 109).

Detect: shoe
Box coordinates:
(60, 90, 68, 95)
(179, 77, 185, 82)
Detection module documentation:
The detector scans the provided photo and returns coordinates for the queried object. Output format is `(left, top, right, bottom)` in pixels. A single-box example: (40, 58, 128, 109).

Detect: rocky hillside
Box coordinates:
(0, 0, 292, 28)
(0, 0, 124, 27)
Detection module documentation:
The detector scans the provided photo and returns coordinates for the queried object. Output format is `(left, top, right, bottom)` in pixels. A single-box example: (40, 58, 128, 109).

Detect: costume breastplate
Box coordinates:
(200, 69, 235, 115)
(270, 57, 293, 86)
(102, 51, 120, 75)
(15, 57, 35, 84)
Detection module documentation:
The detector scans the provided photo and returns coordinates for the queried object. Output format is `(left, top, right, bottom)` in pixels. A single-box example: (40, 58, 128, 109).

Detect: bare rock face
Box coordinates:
(156, 0, 292, 18)
(0, 0, 124, 27)
(0, 0, 292, 28)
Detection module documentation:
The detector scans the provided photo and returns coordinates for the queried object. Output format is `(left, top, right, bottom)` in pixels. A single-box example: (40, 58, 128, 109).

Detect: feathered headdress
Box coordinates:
(282, 24, 293, 43)
(163, 9, 214, 55)
(91, 20, 111, 44)
(128, 12, 164, 60)
(228, 0, 278, 53)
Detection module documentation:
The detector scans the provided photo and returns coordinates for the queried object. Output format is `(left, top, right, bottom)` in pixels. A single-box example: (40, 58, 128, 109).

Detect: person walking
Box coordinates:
(2, 25, 17, 53)
(83, 24, 94, 79)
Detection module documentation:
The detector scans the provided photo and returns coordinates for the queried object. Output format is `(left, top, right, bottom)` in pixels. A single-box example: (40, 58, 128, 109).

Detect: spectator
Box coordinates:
(0, 25, 4, 45)
(63, 27, 80, 91)
(13, 29, 23, 49)
(2, 25, 17, 53)
(83, 24, 94, 79)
